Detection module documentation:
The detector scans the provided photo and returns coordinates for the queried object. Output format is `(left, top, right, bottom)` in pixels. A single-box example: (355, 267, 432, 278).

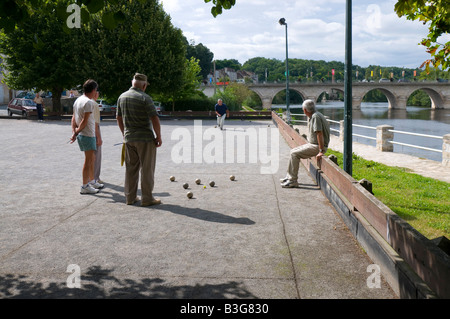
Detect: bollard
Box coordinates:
(328, 154, 338, 165)
(339, 120, 344, 142)
(443, 134, 450, 167)
(376, 125, 394, 152)
(359, 178, 373, 195)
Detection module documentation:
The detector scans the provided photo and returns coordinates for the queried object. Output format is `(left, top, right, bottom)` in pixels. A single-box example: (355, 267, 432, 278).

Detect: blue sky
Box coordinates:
(160, 0, 449, 69)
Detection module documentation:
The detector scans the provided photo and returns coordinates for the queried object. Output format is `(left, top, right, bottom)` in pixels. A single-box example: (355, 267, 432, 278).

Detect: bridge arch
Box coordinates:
(355, 87, 399, 109)
(406, 87, 444, 109)
(247, 82, 450, 109)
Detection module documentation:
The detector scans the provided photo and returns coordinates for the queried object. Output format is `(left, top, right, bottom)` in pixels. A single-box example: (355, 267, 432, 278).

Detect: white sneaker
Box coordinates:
(280, 176, 289, 183)
(90, 181, 104, 189)
(80, 184, 99, 194)
(281, 180, 299, 188)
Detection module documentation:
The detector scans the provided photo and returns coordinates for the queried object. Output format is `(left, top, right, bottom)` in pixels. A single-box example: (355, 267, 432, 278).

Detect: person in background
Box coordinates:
(34, 93, 44, 122)
(91, 90, 104, 184)
(215, 99, 229, 130)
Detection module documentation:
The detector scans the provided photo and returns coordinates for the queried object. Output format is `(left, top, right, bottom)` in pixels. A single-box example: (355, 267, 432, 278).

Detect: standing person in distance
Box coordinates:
(215, 99, 229, 130)
(34, 93, 44, 122)
(70, 79, 104, 194)
(116, 73, 162, 206)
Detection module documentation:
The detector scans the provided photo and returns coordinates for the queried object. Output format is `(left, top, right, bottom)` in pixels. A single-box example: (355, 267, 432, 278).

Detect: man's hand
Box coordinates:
(155, 136, 162, 147)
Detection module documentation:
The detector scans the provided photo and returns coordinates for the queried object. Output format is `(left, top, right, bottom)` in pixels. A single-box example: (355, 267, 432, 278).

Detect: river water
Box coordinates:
(273, 101, 450, 162)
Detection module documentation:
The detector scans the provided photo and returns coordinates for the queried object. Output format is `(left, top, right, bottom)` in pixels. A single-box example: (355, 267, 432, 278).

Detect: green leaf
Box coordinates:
(81, 8, 91, 24)
(101, 11, 117, 29)
(114, 10, 126, 23)
(131, 21, 140, 34)
(87, 0, 104, 14)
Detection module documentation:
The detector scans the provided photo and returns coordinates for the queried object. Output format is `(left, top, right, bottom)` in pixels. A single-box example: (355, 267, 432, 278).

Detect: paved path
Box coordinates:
(0, 118, 397, 299)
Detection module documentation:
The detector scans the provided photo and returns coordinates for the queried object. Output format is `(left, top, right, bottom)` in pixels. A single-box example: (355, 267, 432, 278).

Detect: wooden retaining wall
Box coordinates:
(272, 111, 450, 299)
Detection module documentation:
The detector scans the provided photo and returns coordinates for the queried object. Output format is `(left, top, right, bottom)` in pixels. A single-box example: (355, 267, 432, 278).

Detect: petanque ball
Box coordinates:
(183, 183, 189, 189)
(170, 176, 175, 182)
(209, 181, 215, 187)
(187, 191, 193, 198)
(195, 178, 201, 185)
(230, 175, 235, 181)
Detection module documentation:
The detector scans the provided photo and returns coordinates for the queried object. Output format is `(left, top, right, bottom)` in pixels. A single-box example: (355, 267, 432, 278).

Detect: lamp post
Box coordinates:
(343, 0, 352, 175)
(279, 18, 290, 124)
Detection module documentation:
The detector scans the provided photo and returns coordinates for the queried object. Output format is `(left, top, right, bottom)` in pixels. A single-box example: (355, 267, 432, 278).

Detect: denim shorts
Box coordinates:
(77, 135, 97, 151)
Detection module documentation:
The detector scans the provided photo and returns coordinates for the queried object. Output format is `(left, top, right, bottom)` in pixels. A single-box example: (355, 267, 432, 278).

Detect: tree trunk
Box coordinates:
(51, 88, 63, 113)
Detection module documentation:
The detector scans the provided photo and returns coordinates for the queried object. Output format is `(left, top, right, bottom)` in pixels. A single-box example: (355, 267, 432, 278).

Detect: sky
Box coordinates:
(160, 0, 449, 69)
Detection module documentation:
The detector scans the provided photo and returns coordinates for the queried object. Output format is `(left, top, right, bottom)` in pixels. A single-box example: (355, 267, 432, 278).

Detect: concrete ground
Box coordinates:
(0, 117, 397, 299)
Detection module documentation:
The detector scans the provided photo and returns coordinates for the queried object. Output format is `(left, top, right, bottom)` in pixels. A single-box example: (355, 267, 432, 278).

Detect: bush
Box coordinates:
(165, 96, 216, 111)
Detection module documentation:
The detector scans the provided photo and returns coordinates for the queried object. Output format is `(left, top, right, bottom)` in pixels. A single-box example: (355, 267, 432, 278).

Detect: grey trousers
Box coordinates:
(286, 143, 323, 181)
(94, 144, 102, 181)
(124, 141, 157, 204)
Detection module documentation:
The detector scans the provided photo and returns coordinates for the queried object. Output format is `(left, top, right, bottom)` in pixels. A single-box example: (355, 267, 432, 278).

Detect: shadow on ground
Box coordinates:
(0, 266, 258, 299)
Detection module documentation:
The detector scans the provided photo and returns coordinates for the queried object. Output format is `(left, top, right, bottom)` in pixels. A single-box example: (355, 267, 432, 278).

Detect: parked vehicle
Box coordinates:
(7, 98, 37, 117)
(96, 99, 117, 113)
(379, 78, 390, 83)
(16, 91, 35, 99)
(154, 101, 164, 113)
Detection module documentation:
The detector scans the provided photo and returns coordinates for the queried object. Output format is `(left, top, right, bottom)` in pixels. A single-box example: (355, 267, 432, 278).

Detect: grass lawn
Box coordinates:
(327, 149, 450, 240)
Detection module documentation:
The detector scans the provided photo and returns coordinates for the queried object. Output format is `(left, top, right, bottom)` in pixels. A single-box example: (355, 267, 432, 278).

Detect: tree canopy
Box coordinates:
(0, 0, 192, 110)
(395, 0, 449, 71)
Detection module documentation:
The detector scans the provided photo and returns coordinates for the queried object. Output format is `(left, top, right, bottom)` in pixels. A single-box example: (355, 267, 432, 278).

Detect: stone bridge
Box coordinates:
(202, 82, 450, 109)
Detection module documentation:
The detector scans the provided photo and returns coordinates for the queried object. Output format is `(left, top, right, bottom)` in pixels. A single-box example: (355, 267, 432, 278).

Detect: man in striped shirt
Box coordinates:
(117, 73, 162, 206)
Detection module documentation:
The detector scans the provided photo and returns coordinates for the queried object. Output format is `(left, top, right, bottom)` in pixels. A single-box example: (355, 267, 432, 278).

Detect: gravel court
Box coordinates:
(0, 118, 396, 299)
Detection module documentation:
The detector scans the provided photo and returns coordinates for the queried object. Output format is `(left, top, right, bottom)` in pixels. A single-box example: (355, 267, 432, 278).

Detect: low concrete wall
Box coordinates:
(272, 111, 450, 299)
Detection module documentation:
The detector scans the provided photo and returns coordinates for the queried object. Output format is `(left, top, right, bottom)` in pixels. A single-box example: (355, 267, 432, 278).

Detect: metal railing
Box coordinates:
(388, 129, 443, 153)
(284, 112, 444, 155)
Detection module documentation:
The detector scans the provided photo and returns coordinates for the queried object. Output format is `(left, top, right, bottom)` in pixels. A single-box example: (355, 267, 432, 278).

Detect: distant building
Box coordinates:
(207, 68, 258, 85)
(0, 57, 13, 104)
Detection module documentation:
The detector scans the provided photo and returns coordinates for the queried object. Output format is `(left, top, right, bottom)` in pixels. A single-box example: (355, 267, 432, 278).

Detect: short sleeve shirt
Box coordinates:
(73, 95, 96, 137)
(307, 111, 330, 147)
(215, 103, 228, 115)
(116, 87, 158, 143)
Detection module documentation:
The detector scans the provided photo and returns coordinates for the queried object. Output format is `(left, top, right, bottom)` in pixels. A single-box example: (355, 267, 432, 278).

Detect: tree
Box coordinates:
(157, 57, 203, 111)
(185, 40, 214, 79)
(0, 1, 83, 112)
(395, 0, 450, 71)
(215, 59, 241, 71)
(77, 0, 186, 101)
(0, 0, 238, 33)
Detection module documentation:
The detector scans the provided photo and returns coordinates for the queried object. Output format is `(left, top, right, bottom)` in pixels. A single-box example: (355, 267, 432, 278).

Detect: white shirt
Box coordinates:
(73, 95, 95, 137)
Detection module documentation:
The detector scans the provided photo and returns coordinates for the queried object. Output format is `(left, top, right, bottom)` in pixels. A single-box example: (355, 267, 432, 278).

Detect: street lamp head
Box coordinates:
(279, 18, 286, 25)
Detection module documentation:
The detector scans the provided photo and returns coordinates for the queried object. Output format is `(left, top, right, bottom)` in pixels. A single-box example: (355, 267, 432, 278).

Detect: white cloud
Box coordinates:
(160, 0, 434, 68)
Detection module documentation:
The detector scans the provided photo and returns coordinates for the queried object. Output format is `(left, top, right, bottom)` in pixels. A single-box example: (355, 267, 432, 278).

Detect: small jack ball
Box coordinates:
(187, 191, 193, 198)
(170, 176, 175, 182)
(183, 183, 189, 189)
(230, 175, 235, 181)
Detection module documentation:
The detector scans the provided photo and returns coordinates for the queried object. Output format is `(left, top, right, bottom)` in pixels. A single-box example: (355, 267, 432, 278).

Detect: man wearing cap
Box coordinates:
(116, 73, 162, 206)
